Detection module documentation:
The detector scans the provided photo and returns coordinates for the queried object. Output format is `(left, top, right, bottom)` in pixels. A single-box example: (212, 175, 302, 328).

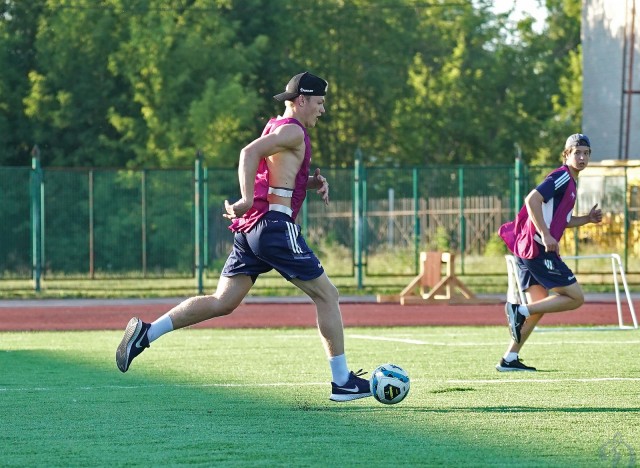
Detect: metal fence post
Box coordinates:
(194, 151, 205, 294)
(141, 169, 147, 278)
(624, 166, 629, 270)
(31, 146, 44, 292)
(514, 151, 524, 217)
(204, 165, 209, 268)
(413, 168, 420, 274)
(458, 166, 465, 273)
(88, 169, 95, 279)
(353, 148, 364, 289)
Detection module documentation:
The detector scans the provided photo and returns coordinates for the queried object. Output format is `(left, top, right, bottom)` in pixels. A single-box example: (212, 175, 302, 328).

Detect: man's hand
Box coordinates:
(588, 203, 603, 224)
(312, 168, 330, 205)
(223, 199, 252, 220)
(542, 232, 559, 253)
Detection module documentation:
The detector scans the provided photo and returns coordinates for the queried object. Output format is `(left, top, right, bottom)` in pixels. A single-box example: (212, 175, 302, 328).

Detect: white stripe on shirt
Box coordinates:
(554, 172, 570, 189)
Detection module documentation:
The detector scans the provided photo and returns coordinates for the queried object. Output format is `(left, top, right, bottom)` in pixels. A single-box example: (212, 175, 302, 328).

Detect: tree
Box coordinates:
(0, 1, 44, 165)
(1, 0, 584, 168)
(107, 0, 268, 167)
(22, 0, 133, 166)
(532, 0, 583, 164)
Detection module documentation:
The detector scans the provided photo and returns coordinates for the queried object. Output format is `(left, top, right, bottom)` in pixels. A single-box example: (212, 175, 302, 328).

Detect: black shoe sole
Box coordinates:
(504, 303, 522, 343)
(495, 364, 536, 372)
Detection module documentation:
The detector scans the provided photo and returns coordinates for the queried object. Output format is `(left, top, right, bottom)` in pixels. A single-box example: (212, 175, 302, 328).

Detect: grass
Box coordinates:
(2, 265, 637, 299)
(2, 326, 639, 466)
(4, 249, 639, 299)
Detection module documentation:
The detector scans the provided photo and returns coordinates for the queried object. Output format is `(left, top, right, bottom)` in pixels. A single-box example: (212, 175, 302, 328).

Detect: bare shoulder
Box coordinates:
(271, 123, 305, 148)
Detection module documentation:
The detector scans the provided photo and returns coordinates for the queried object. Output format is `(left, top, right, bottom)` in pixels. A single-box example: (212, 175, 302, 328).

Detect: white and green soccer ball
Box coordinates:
(369, 363, 410, 405)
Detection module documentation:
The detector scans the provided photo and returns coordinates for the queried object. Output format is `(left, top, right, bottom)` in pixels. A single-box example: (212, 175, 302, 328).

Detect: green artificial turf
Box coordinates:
(1, 326, 639, 466)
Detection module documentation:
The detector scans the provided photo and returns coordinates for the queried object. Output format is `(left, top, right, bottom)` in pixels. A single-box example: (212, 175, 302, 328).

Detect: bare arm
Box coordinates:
(224, 124, 304, 219)
(567, 203, 602, 228)
(524, 189, 559, 253)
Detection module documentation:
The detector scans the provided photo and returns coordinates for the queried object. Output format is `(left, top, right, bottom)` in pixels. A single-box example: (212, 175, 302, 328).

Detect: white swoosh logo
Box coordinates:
(339, 385, 360, 393)
(134, 327, 147, 349)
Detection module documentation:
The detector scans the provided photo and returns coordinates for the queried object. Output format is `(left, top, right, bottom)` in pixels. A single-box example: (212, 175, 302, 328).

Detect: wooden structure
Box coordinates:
(377, 251, 482, 305)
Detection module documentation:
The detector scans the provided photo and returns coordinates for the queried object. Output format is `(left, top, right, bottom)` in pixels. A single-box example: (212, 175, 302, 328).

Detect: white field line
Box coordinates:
(0, 382, 328, 392)
(3, 377, 640, 393)
(6, 338, 640, 352)
(349, 334, 427, 345)
(447, 377, 640, 384)
(346, 334, 640, 346)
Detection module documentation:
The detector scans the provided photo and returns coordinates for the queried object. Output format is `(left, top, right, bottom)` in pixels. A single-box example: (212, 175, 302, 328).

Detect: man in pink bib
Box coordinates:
(497, 133, 602, 371)
(116, 72, 371, 401)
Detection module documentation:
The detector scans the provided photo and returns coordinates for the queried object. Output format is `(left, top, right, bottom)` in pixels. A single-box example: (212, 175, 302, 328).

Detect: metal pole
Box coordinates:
(354, 148, 363, 289)
(141, 169, 147, 278)
(89, 170, 95, 279)
(362, 169, 368, 275)
(514, 145, 523, 217)
(31, 146, 42, 292)
(618, 0, 630, 158)
(194, 151, 205, 294)
(623, 0, 637, 160)
(458, 166, 465, 274)
(624, 166, 629, 270)
(204, 166, 209, 269)
(413, 168, 419, 274)
(387, 188, 394, 247)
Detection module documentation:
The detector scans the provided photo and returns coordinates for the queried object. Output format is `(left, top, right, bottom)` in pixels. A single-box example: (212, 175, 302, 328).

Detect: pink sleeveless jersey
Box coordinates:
(229, 117, 312, 233)
(499, 165, 577, 259)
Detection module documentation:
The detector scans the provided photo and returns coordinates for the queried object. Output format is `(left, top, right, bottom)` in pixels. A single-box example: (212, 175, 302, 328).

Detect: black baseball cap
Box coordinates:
(273, 71, 328, 101)
(565, 133, 591, 149)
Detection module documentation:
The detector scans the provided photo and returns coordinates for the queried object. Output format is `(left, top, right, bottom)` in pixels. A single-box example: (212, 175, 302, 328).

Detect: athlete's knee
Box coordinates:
(197, 294, 237, 317)
(563, 290, 584, 309)
(571, 293, 584, 309)
(214, 297, 239, 316)
(310, 281, 339, 304)
(327, 282, 340, 302)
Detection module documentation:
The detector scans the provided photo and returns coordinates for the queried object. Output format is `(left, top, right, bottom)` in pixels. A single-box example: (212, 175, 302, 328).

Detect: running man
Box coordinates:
(116, 71, 371, 401)
(497, 133, 603, 371)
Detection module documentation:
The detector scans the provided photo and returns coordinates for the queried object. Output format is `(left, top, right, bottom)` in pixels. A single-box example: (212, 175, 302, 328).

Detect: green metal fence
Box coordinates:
(2, 154, 640, 291)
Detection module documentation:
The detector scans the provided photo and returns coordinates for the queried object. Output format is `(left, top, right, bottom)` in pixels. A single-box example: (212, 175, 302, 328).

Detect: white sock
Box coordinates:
(329, 354, 349, 386)
(504, 352, 519, 362)
(147, 314, 174, 343)
(517, 305, 530, 317)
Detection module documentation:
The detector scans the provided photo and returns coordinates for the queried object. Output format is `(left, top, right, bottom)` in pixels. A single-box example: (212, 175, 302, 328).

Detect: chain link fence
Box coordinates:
(2, 156, 639, 290)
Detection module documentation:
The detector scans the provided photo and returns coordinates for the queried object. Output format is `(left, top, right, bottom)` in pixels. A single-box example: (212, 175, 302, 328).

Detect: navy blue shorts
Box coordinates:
(221, 211, 324, 282)
(515, 250, 577, 291)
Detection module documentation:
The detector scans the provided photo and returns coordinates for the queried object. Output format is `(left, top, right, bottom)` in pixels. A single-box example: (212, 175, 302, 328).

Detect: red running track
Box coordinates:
(0, 300, 635, 331)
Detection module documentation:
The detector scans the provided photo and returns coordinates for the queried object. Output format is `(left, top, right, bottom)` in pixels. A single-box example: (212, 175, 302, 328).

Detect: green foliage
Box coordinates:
(434, 225, 451, 251)
(0, 0, 582, 168)
(0, 168, 31, 273)
(483, 234, 508, 257)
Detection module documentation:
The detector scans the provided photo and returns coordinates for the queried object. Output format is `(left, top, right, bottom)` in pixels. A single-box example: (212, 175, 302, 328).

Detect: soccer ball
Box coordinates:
(370, 363, 410, 405)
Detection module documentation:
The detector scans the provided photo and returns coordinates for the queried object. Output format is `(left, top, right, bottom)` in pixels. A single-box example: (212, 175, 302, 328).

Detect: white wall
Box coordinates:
(583, 0, 640, 160)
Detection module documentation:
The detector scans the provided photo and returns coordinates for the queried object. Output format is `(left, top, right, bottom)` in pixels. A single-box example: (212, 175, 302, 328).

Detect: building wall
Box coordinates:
(583, 0, 640, 160)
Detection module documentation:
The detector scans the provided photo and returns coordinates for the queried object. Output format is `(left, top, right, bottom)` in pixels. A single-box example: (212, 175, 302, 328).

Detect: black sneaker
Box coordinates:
(116, 317, 150, 373)
(504, 302, 526, 343)
(329, 369, 372, 402)
(495, 357, 537, 372)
